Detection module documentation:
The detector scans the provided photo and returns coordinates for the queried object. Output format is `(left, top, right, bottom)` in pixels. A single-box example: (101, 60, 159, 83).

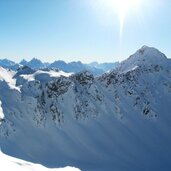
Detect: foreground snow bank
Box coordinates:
(0, 151, 81, 171)
(0, 101, 4, 121)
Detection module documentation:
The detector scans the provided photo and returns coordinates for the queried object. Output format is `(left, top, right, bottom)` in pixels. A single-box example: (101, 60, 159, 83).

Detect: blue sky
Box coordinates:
(0, 0, 171, 63)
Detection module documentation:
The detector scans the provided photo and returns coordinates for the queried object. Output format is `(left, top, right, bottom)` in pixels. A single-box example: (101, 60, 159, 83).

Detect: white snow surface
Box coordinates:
(0, 151, 80, 171)
(21, 70, 72, 82)
(0, 67, 19, 91)
(0, 101, 4, 121)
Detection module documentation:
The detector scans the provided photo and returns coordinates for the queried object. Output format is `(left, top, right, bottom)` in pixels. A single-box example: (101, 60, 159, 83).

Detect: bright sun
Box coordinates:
(95, 0, 142, 38)
(106, 0, 141, 23)
(111, 0, 141, 37)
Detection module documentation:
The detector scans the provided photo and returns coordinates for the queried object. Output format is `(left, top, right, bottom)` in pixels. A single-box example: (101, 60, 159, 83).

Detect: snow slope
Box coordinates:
(0, 46, 171, 171)
(0, 67, 20, 91)
(0, 151, 80, 171)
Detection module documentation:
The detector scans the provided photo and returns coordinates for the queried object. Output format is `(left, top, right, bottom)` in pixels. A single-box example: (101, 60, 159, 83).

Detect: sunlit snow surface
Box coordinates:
(21, 70, 73, 82)
(0, 101, 4, 120)
(0, 67, 20, 91)
(0, 151, 81, 171)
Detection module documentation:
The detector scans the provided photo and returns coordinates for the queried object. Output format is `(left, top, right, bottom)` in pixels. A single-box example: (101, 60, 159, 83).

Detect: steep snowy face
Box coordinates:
(0, 67, 15, 83)
(0, 67, 19, 91)
(118, 45, 167, 73)
(0, 46, 171, 171)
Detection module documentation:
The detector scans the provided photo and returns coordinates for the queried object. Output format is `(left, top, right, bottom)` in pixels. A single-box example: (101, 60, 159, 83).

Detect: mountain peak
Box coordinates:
(118, 46, 167, 73)
(0, 59, 15, 66)
(29, 57, 42, 63)
(137, 45, 166, 56)
(26, 58, 45, 69)
(19, 59, 28, 65)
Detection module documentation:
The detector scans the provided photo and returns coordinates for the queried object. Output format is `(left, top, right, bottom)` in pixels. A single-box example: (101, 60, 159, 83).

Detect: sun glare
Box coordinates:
(94, 0, 142, 40)
(104, 0, 141, 37)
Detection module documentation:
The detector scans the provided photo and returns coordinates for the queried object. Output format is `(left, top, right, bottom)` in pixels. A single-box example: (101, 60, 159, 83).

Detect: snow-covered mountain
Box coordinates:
(22, 58, 46, 69)
(0, 59, 20, 70)
(0, 46, 171, 171)
(0, 58, 15, 67)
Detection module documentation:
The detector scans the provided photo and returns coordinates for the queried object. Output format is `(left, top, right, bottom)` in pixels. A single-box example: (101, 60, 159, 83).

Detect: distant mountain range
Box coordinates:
(0, 58, 119, 75)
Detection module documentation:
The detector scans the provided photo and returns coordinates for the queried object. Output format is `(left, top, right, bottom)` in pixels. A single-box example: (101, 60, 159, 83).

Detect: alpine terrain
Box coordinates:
(0, 46, 171, 171)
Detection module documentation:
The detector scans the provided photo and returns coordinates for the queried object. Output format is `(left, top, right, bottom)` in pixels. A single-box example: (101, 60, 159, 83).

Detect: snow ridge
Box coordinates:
(118, 45, 167, 73)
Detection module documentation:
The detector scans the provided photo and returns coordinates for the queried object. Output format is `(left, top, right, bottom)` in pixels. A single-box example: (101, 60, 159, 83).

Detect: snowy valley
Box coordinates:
(0, 46, 171, 171)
